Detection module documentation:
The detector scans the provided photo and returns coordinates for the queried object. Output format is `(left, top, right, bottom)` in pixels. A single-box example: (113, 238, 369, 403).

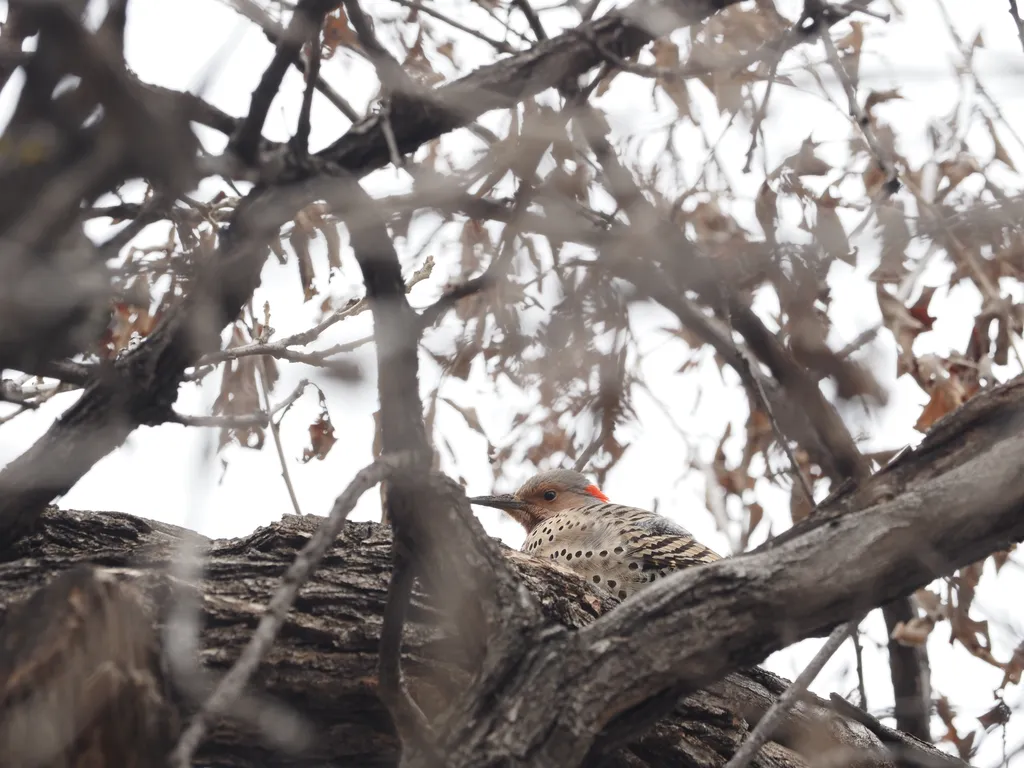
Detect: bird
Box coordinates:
(469, 468, 721, 601)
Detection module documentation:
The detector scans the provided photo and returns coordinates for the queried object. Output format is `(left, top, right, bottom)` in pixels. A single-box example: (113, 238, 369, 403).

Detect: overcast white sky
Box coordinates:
(2, 0, 1024, 763)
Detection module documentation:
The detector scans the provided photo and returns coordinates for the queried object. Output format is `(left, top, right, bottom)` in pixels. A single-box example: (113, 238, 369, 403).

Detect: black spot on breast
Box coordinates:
(585, 551, 593, 558)
(561, 549, 566, 556)
(566, 553, 573, 561)
(559, 525, 564, 531)
(575, 551, 582, 558)
(600, 550, 608, 557)
(608, 580, 617, 589)
(593, 575, 601, 583)
(618, 590, 627, 600)
(628, 562, 639, 570)
(548, 535, 554, 541)
(614, 547, 624, 554)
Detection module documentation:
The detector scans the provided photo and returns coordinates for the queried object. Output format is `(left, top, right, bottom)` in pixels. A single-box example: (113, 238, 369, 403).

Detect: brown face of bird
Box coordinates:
(468, 470, 609, 533)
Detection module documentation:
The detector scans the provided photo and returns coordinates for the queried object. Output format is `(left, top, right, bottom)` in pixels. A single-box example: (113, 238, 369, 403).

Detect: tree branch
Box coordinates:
(0, 504, 963, 768)
(230, 0, 337, 164)
(441, 375, 1024, 765)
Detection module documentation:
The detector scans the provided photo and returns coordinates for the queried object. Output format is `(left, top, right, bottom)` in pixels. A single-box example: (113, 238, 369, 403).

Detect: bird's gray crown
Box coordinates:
(516, 468, 592, 497)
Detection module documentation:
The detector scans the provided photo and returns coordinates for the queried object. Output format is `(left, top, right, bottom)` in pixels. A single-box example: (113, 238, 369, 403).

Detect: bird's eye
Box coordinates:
(543, 490, 557, 501)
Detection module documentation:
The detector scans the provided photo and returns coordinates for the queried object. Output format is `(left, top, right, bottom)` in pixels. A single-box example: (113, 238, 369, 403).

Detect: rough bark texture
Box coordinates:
(0, 508, 956, 768)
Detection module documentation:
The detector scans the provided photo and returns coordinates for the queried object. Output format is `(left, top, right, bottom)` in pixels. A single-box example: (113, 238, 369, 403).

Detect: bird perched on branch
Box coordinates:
(469, 468, 720, 601)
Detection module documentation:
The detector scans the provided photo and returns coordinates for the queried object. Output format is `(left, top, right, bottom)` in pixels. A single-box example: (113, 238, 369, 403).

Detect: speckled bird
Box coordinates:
(469, 468, 721, 601)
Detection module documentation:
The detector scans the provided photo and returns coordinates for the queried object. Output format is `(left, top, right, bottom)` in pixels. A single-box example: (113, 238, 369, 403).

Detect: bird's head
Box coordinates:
(469, 468, 609, 533)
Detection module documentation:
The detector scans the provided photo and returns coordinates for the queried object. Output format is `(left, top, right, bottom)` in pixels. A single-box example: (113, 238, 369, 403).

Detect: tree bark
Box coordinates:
(0, 507, 961, 768)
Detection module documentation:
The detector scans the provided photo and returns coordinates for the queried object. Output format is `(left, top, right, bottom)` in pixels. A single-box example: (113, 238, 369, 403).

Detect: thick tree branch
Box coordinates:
(440, 375, 1024, 765)
(0, 500, 973, 768)
(316, 0, 741, 168)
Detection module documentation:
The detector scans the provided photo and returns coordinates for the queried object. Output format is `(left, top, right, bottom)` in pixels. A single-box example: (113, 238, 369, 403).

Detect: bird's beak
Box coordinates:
(468, 493, 526, 511)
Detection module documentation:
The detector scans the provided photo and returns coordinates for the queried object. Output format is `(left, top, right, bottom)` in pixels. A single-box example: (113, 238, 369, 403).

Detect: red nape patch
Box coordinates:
(586, 484, 609, 502)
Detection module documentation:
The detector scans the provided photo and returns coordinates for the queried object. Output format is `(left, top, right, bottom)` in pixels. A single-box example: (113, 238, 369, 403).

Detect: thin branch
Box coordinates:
(232, 0, 335, 163)
(418, 273, 494, 329)
(513, 0, 548, 40)
(572, 419, 610, 474)
(169, 376, 309, 428)
(818, 12, 898, 190)
(343, 0, 414, 93)
(742, 44, 785, 173)
(378, 545, 438, 757)
(389, 0, 515, 54)
(292, 19, 322, 156)
(168, 411, 269, 429)
(1009, 0, 1024, 55)
(170, 453, 413, 767)
(852, 627, 869, 710)
(740, 337, 817, 506)
(259, 359, 303, 517)
(727, 617, 862, 768)
(225, 0, 360, 122)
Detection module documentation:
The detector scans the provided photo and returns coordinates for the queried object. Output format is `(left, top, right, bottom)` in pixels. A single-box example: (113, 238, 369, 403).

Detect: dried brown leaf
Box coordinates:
(978, 701, 1010, 730)
(755, 180, 778, 244)
(813, 193, 853, 265)
(783, 137, 831, 177)
(891, 617, 935, 647)
(870, 201, 910, 283)
(441, 396, 485, 435)
(992, 545, 1016, 572)
(789, 480, 813, 524)
(863, 88, 902, 114)
(747, 502, 764, 535)
(876, 284, 927, 377)
(983, 114, 1016, 171)
(322, 7, 359, 58)
(302, 392, 337, 463)
(914, 376, 966, 433)
(936, 154, 981, 202)
(290, 218, 316, 302)
(1002, 643, 1024, 687)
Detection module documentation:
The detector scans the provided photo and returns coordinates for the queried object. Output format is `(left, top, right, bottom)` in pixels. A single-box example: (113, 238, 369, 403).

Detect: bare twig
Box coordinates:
(742, 35, 787, 173)
(740, 334, 817, 506)
(1009, 0, 1024, 55)
(389, 0, 515, 53)
(852, 627, 869, 710)
(818, 13, 898, 190)
(260, 359, 303, 517)
(169, 411, 269, 429)
(170, 376, 309, 428)
(572, 418, 612, 474)
(170, 453, 413, 767)
(724, 617, 863, 768)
